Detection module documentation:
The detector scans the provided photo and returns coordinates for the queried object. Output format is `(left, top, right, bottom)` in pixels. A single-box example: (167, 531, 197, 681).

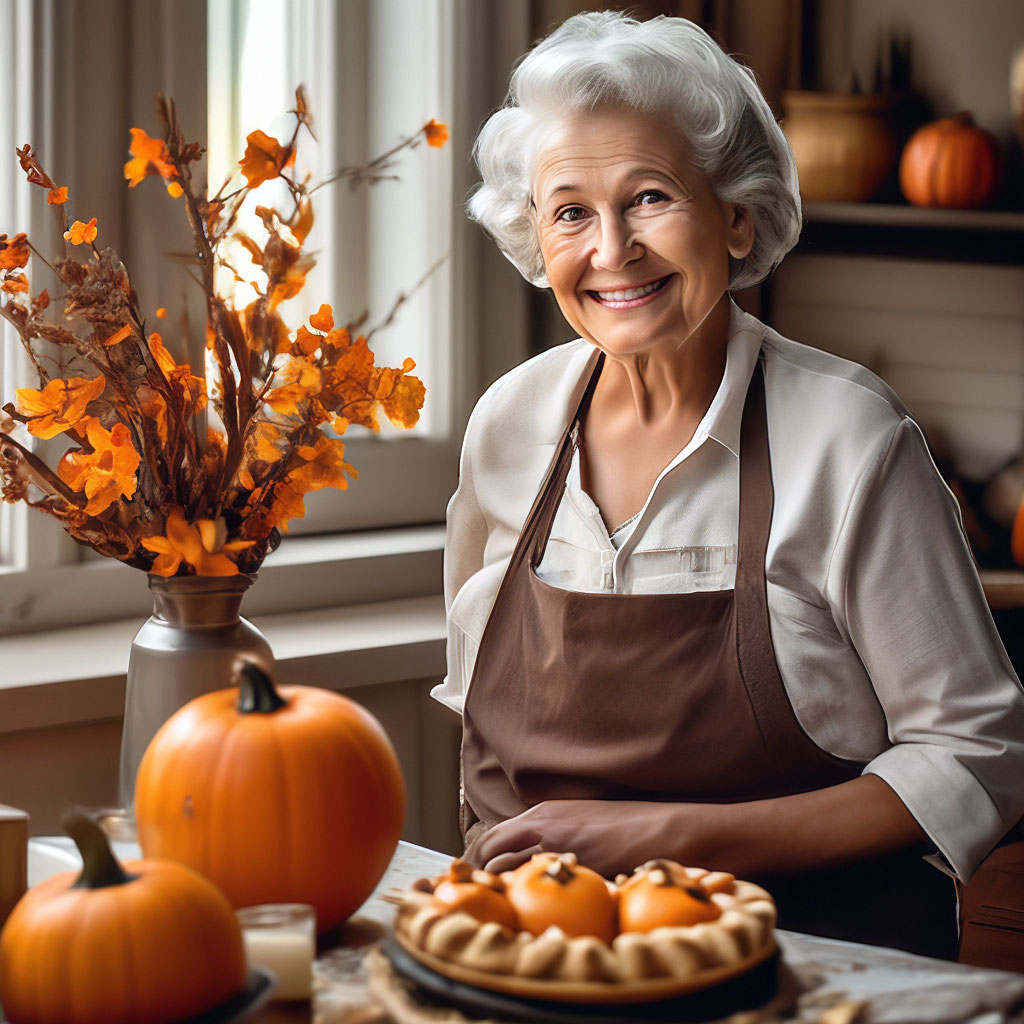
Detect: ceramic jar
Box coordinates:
(117, 574, 275, 806)
(782, 91, 901, 203)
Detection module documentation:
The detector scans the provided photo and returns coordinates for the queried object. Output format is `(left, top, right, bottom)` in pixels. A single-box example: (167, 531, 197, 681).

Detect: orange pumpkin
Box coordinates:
(432, 860, 520, 932)
(134, 663, 405, 932)
(501, 852, 617, 942)
(617, 859, 723, 933)
(0, 810, 246, 1024)
(899, 112, 1001, 208)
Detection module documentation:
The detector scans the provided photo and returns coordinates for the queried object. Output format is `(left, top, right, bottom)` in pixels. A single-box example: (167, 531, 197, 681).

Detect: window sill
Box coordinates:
(0, 593, 446, 736)
(0, 523, 445, 636)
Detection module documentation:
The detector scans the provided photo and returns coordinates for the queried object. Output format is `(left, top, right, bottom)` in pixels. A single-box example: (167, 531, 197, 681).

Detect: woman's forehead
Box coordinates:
(532, 109, 694, 198)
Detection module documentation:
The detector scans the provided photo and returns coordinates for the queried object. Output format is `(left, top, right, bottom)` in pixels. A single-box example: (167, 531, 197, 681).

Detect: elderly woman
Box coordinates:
(431, 11, 1024, 958)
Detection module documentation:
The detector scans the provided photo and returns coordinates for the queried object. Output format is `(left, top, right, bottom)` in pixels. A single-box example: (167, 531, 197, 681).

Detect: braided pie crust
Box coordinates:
(391, 860, 777, 1004)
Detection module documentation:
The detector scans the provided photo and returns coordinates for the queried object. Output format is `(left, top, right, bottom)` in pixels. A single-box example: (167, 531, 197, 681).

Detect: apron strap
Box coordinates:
(525, 350, 605, 568)
(736, 356, 772, 597)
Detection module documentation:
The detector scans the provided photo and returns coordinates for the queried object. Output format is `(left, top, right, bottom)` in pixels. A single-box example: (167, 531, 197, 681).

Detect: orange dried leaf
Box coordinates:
(267, 254, 313, 311)
(266, 480, 307, 533)
(239, 130, 294, 188)
(46, 186, 68, 205)
(33, 289, 49, 310)
(240, 300, 291, 356)
(16, 375, 105, 439)
(57, 417, 141, 515)
(292, 325, 320, 356)
(64, 218, 98, 245)
(309, 304, 334, 332)
(148, 332, 207, 415)
(0, 233, 30, 270)
(380, 371, 425, 429)
(287, 434, 355, 494)
(148, 331, 175, 375)
(1, 273, 28, 294)
(290, 199, 314, 244)
(101, 324, 132, 347)
(282, 357, 321, 390)
(141, 507, 243, 577)
(265, 382, 308, 416)
(253, 421, 282, 463)
(124, 127, 178, 188)
(325, 327, 351, 349)
(423, 119, 449, 148)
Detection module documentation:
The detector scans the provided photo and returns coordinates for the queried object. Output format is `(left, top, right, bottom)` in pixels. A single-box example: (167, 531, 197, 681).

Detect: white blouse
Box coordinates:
(433, 301, 1024, 882)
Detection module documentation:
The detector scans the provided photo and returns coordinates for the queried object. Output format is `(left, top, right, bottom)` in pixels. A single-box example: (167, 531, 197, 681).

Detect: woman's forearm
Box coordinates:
(675, 774, 928, 877)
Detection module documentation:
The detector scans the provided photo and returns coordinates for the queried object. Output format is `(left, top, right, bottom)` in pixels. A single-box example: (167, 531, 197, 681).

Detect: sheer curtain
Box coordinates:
(1, 0, 41, 569)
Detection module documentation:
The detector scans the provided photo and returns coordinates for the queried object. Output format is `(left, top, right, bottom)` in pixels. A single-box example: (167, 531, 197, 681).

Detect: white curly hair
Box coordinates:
(467, 10, 802, 291)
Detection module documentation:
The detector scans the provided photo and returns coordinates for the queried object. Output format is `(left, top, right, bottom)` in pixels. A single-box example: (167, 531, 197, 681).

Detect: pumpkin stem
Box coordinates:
(62, 809, 137, 889)
(237, 662, 288, 714)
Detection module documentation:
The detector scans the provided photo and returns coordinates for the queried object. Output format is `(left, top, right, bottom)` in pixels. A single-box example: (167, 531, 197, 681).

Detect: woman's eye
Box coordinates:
(635, 190, 669, 206)
(555, 206, 588, 223)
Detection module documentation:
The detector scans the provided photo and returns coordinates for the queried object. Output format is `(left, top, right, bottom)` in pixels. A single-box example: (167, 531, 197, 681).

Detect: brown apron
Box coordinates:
(461, 349, 958, 959)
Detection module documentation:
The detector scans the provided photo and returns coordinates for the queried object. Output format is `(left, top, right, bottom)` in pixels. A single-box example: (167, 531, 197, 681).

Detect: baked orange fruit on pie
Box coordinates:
(391, 853, 777, 1004)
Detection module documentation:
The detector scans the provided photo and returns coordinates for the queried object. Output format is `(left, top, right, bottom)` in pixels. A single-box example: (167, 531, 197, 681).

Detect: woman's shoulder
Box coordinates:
(464, 338, 595, 451)
(760, 326, 911, 452)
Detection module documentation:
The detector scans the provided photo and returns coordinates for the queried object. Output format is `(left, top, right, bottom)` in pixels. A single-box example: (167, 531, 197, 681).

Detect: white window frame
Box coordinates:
(0, 0, 534, 637)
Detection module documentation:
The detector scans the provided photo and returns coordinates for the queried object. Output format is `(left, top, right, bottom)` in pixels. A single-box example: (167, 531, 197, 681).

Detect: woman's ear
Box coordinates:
(725, 203, 754, 261)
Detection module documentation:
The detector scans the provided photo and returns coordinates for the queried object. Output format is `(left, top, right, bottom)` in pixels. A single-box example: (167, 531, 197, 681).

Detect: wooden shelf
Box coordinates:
(804, 202, 1024, 232)
(796, 202, 1024, 265)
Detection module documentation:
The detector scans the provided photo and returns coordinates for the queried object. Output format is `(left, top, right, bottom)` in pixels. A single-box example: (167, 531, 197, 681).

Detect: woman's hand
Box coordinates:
(469, 799, 717, 876)
(468, 776, 928, 878)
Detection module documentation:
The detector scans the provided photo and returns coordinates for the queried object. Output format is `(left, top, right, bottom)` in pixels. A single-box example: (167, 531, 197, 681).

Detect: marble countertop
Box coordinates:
(23, 839, 1024, 1024)
(270, 843, 1024, 1024)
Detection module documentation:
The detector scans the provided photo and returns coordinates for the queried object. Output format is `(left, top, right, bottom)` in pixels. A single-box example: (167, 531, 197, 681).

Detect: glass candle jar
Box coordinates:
(237, 903, 315, 1000)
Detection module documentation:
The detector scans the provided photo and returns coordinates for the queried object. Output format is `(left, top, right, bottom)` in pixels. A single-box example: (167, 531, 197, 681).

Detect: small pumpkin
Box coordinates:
(0, 810, 246, 1024)
(617, 859, 723, 933)
(431, 859, 519, 931)
(899, 112, 1001, 208)
(501, 852, 617, 942)
(134, 663, 405, 932)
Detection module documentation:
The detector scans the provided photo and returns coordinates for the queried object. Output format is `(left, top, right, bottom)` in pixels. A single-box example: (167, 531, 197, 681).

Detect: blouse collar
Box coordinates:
(701, 300, 767, 460)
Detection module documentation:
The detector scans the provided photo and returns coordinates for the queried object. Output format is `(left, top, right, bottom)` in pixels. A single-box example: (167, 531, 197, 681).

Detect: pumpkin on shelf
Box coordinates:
(500, 851, 618, 943)
(0, 810, 247, 1024)
(899, 112, 1002, 208)
(133, 662, 405, 932)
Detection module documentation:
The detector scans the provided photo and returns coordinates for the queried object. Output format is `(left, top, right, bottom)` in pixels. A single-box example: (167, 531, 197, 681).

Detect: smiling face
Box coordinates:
(532, 108, 753, 360)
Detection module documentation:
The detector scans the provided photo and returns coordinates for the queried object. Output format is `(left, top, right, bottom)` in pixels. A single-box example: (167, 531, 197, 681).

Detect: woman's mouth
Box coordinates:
(588, 276, 671, 309)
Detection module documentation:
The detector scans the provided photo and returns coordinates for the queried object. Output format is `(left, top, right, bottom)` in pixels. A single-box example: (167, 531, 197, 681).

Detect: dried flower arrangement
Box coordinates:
(0, 88, 447, 577)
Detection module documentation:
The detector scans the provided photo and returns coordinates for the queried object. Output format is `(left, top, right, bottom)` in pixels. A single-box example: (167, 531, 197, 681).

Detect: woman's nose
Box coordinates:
(591, 215, 640, 271)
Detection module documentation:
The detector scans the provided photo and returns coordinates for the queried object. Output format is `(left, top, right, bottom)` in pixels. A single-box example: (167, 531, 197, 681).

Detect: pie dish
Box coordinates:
(391, 853, 777, 1004)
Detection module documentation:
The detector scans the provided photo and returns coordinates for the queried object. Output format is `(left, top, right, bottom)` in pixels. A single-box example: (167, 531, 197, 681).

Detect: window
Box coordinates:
(0, 0, 534, 636)
(207, 0, 459, 534)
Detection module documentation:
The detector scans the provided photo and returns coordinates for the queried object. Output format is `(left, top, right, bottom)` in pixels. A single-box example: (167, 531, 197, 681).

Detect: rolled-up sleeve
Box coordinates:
(830, 416, 1024, 881)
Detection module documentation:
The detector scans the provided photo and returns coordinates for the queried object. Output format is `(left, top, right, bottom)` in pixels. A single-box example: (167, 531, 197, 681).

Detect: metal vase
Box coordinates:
(118, 573, 276, 807)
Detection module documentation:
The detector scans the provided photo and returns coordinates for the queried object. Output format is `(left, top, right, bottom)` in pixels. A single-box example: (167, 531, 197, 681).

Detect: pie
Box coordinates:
(391, 852, 777, 1004)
